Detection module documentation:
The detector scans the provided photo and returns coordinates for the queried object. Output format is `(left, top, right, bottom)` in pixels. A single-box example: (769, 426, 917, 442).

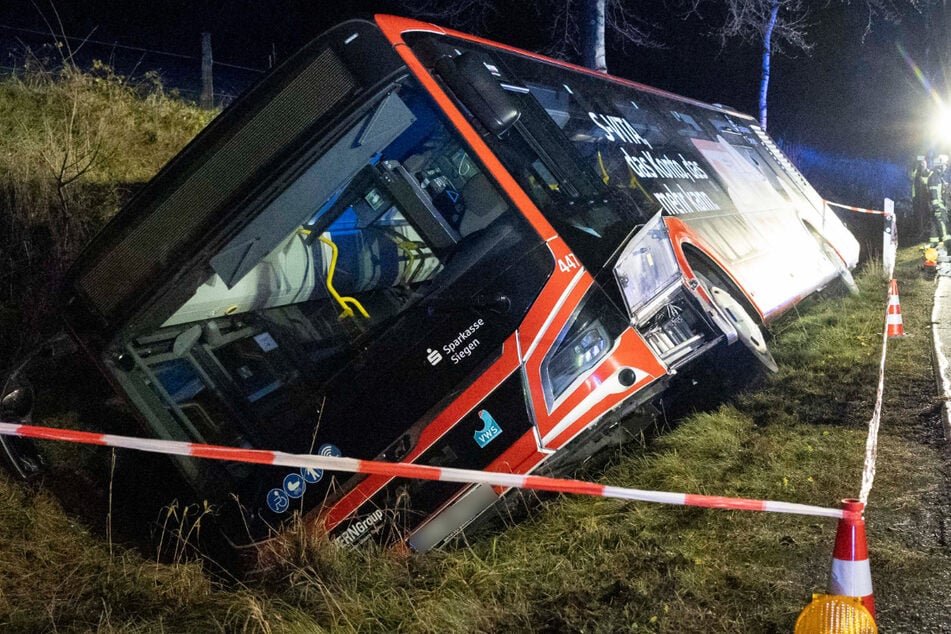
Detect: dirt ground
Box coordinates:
(873, 273, 951, 633)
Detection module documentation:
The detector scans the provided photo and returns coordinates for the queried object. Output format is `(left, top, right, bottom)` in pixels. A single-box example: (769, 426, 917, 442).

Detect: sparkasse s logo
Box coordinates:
(426, 348, 443, 366)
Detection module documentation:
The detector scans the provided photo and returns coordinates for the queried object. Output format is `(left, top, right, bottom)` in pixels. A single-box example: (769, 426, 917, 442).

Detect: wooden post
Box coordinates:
(200, 32, 214, 109)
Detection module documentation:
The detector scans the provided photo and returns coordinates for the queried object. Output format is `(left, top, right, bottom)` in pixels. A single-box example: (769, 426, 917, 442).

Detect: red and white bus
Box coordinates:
(54, 15, 858, 550)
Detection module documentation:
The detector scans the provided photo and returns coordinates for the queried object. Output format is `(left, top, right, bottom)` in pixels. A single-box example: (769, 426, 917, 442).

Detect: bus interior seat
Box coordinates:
(436, 214, 518, 291)
(402, 151, 432, 175)
(324, 228, 403, 294)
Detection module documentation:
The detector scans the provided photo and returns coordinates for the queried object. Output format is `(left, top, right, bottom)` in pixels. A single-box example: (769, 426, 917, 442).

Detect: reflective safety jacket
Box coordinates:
(929, 166, 949, 213)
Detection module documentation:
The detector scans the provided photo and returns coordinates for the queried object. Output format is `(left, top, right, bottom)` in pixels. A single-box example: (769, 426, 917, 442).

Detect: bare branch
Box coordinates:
(396, 0, 497, 33)
(606, 0, 660, 49)
(542, 0, 660, 67)
(713, 0, 814, 53)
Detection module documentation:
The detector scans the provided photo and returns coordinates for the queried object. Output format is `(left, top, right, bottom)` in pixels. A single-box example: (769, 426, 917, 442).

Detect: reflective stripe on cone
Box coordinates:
(886, 279, 906, 339)
(829, 499, 875, 619)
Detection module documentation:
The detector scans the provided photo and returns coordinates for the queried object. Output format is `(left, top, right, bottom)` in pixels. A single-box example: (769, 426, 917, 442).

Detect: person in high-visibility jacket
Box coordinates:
(928, 154, 951, 249)
(913, 155, 932, 242)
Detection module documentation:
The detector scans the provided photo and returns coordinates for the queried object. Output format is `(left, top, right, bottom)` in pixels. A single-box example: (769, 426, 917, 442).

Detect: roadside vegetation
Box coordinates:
(0, 54, 213, 359)
(0, 62, 947, 632)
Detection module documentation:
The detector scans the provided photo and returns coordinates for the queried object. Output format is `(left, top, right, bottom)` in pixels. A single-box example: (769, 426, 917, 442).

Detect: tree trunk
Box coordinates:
(758, 1, 779, 129)
(582, 0, 608, 73)
(200, 32, 214, 110)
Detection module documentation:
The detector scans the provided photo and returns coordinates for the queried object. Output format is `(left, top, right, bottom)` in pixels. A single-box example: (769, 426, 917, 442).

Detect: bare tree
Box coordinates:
(397, 0, 655, 73)
(683, 0, 931, 129)
(715, 0, 811, 129)
(549, 0, 656, 72)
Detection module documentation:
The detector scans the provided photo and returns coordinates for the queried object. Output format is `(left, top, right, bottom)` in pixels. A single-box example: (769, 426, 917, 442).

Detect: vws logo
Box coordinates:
(473, 410, 502, 448)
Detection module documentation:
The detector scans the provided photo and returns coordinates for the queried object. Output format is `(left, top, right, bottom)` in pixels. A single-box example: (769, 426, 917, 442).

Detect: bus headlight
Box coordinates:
(544, 321, 610, 399)
(540, 287, 626, 410)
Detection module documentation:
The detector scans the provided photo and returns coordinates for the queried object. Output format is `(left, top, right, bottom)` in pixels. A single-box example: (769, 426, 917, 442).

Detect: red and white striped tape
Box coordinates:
(824, 200, 889, 216)
(0, 421, 853, 521)
(859, 279, 901, 504)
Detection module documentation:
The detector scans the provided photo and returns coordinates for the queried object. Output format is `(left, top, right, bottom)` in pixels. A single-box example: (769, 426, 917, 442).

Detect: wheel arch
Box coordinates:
(680, 243, 766, 325)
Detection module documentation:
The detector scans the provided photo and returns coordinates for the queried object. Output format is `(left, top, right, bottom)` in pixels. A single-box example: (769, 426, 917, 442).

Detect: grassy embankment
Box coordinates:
(0, 59, 212, 358)
(0, 64, 947, 632)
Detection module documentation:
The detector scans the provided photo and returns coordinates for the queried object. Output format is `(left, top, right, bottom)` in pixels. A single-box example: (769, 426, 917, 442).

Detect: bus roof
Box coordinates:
(373, 14, 758, 125)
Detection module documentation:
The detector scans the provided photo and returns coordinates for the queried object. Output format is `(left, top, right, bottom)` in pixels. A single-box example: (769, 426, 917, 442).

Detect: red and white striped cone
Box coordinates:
(830, 499, 875, 619)
(886, 279, 906, 338)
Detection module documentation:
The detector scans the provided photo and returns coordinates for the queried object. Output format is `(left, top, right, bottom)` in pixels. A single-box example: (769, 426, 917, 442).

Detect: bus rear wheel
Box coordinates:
(696, 272, 779, 373)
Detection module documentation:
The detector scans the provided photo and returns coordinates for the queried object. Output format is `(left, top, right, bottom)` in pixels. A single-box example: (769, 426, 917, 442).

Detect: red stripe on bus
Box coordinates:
(684, 494, 766, 512)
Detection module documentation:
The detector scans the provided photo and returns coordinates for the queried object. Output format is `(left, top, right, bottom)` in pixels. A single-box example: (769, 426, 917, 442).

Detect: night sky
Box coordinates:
(0, 0, 939, 162)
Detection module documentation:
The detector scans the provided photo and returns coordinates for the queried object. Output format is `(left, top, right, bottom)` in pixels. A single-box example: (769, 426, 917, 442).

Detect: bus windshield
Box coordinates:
(105, 73, 552, 526)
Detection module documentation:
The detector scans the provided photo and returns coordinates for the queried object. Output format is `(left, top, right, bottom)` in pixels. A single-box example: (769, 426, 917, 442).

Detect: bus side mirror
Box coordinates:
(0, 376, 44, 480)
(434, 52, 520, 137)
(1, 379, 34, 422)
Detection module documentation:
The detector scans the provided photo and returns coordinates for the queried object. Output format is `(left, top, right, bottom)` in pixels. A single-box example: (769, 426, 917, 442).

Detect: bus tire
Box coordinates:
(695, 271, 779, 374)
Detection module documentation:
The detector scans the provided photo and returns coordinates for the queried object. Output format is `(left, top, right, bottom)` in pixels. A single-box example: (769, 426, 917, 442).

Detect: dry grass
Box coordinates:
(0, 57, 213, 358)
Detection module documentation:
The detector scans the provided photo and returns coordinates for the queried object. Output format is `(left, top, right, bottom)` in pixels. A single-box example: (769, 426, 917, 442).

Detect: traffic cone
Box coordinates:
(829, 499, 875, 619)
(886, 279, 906, 338)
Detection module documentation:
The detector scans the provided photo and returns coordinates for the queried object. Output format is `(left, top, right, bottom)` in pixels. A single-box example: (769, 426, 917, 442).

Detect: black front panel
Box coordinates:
(329, 370, 533, 547)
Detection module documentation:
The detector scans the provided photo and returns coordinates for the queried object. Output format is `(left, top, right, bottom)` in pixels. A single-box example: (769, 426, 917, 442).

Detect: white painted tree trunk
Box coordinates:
(758, 1, 779, 129)
(582, 0, 608, 73)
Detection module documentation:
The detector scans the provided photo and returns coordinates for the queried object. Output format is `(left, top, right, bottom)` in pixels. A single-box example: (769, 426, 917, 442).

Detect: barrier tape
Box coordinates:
(858, 279, 898, 504)
(824, 200, 890, 216)
(932, 281, 951, 436)
(0, 421, 852, 521)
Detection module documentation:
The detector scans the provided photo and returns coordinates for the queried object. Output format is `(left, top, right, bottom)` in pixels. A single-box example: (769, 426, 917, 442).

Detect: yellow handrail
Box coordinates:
(317, 235, 369, 319)
(382, 228, 425, 285)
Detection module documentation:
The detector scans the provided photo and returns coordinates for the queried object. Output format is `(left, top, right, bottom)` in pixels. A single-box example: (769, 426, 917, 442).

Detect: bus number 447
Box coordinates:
(558, 254, 580, 273)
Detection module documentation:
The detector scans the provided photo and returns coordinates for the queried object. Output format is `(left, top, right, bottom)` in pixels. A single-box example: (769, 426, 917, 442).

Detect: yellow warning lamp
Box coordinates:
(925, 246, 939, 264)
(795, 594, 877, 633)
